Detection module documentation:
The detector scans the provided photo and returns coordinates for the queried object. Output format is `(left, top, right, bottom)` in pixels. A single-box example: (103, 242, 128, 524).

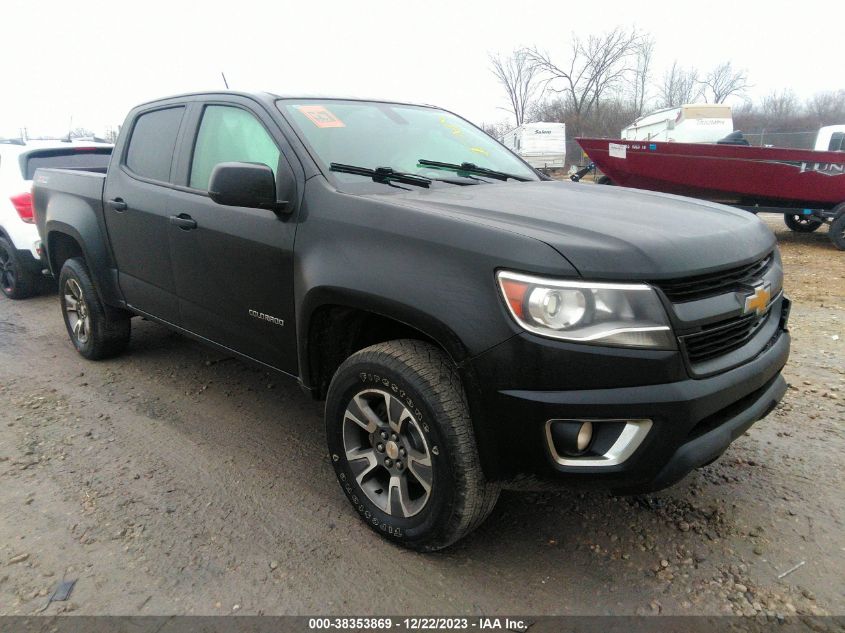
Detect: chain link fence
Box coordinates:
(739, 130, 818, 149)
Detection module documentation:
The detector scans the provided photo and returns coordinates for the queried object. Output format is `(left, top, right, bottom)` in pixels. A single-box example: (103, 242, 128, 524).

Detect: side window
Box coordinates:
(190, 106, 280, 191)
(125, 106, 184, 182)
(829, 132, 845, 152)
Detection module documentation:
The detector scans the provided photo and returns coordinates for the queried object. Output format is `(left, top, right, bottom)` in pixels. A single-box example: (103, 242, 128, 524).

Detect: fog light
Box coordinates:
(549, 420, 594, 456)
(545, 419, 653, 467)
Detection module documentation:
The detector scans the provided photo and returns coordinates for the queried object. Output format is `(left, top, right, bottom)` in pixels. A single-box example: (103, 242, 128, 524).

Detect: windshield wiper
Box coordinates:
(417, 159, 531, 182)
(330, 163, 431, 188)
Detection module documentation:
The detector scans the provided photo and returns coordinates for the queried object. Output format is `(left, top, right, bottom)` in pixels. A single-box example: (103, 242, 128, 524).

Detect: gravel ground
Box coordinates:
(0, 215, 842, 617)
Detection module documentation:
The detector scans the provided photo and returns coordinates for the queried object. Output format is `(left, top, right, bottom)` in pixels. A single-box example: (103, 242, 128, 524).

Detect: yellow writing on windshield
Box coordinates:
(439, 117, 464, 136)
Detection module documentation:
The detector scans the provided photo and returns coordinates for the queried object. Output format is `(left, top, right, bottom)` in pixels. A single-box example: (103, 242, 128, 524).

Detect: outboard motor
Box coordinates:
(717, 130, 750, 145)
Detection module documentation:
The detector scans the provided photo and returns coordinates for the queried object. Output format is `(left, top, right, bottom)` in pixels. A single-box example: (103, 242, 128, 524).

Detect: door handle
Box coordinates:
(107, 198, 127, 212)
(169, 214, 198, 230)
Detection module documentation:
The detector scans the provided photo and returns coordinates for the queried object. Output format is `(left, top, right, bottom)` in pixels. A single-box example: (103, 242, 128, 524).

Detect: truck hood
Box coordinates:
(381, 180, 775, 280)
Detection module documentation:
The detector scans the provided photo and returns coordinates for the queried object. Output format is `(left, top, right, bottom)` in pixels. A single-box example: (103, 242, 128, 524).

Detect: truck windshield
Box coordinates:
(277, 99, 538, 184)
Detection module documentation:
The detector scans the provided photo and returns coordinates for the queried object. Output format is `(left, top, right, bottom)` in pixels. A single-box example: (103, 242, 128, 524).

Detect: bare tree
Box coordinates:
(629, 35, 656, 116)
(732, 100, 756, 119)
(489, 50, 542, 127)
(69, 127, 96, 139)
(524, 27, 642, 121)
(480, 121, 512, 140)
(527, 97, 569, 124)
(104, 125, 121, 144)
(806, 90, 845, 125)
(658, 61, 702, 108)
(699, 61, 750, 103)
(761, 90, 800, 119)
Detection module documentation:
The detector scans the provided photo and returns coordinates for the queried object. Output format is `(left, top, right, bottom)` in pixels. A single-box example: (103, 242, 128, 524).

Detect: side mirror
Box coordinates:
(208, 162, 290, 214)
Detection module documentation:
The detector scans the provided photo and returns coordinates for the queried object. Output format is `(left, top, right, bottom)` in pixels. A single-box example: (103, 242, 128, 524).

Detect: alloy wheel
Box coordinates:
(0, 247, 15, 294)
(64, 278, 91, 344)
(342, 388, 433, 518)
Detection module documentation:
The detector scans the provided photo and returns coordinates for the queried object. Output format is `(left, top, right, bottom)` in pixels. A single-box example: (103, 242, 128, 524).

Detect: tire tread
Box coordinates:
(59, 258, 130, 360)
(0, 237, 39, 300)
(831, 212, 845, 251)
(330, 339, 499, 551)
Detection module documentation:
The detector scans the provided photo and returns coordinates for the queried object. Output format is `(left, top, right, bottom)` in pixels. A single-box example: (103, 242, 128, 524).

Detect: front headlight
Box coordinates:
(497, 270, 675, 349)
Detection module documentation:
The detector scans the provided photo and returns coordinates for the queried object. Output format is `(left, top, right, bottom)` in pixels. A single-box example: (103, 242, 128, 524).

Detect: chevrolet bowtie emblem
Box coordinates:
(743, 283, 771, 316)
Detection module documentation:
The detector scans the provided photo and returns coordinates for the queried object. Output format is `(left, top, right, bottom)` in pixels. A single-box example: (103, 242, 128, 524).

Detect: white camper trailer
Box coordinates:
(622, 104, 733, 143)
(501, 122, 566, 168)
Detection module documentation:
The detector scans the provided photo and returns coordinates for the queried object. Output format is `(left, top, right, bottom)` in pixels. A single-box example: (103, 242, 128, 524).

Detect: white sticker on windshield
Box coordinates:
(609, 143, 627, 159)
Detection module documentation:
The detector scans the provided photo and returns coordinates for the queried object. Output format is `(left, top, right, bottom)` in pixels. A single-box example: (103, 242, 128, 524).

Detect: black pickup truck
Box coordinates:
(32, 92, 790, 550)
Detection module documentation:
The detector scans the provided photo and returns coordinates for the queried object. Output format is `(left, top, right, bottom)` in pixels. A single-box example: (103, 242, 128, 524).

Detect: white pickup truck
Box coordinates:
(815, 125, 845, 152)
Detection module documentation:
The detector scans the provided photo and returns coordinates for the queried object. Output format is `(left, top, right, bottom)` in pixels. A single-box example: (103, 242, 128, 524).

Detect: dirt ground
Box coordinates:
(0, 215, 842, 617)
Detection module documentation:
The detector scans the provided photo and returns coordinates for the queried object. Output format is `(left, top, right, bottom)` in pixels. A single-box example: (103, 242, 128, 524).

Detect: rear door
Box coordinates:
(166, 99, 300, 374)
(103, 105, 185, 323)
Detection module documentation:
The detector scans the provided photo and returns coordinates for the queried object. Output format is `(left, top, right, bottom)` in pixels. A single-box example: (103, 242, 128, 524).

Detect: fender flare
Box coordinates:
(45, 220, 123, 308)
(297, 286, 502, 480)
(297, 285, 469, 384)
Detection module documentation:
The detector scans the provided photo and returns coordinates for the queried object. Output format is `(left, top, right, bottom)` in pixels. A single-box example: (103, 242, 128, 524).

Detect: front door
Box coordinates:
(167, 103, 298, 374)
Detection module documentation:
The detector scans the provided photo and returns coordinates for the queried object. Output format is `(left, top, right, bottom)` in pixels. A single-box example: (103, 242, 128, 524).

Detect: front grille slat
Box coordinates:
(688, 337, 750, 362)
(656, 254, 773, 303)
(687, 316, 756, 344)
(688, 329, 755, 358)
(683, 312, 770, 364)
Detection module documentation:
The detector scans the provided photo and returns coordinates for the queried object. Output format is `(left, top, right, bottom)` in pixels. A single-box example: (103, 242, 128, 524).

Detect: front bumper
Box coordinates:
(465, 316, 790, 492)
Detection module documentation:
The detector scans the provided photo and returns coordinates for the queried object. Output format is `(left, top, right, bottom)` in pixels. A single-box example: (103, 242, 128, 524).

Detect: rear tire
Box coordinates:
(0, 237, 39, 299)
(326, 339, 499, 551)
(58, 258, 131, 360)
(831, 212, 845, 251)
(596, 175, 614, 185)
(783, 213, 822, 232)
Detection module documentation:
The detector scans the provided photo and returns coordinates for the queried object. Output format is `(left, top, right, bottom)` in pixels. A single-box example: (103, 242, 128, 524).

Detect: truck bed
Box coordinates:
(33, 168, 106, 206)
(32, 168, 122, 305)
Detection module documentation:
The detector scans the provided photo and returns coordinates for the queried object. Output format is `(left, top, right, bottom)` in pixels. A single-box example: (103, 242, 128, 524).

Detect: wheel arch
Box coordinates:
(299, 286, 468, 399)
(298, 287, 502, 481)
(45, 222, 123, 308)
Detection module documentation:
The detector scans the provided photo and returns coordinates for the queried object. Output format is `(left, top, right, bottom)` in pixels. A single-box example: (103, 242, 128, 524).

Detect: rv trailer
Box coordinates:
(501, 122, 566, 169)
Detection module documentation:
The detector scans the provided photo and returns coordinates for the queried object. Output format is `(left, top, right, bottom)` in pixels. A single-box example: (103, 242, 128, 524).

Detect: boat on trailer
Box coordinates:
(574, 137, 845, 250)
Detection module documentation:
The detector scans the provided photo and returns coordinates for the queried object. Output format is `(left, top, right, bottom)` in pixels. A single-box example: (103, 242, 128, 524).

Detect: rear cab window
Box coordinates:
(124, 106, 185, 182)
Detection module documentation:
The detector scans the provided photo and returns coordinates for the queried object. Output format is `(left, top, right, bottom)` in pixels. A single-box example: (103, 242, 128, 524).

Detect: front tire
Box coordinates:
(58, 258, 131, 360)
(326, 340, 499, 551)
(0, 237, 39, 299)
(783, 213, 822, 232)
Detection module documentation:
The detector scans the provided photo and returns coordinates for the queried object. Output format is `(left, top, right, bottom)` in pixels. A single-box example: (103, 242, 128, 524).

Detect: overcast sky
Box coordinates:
(1, 0, 842, 138)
